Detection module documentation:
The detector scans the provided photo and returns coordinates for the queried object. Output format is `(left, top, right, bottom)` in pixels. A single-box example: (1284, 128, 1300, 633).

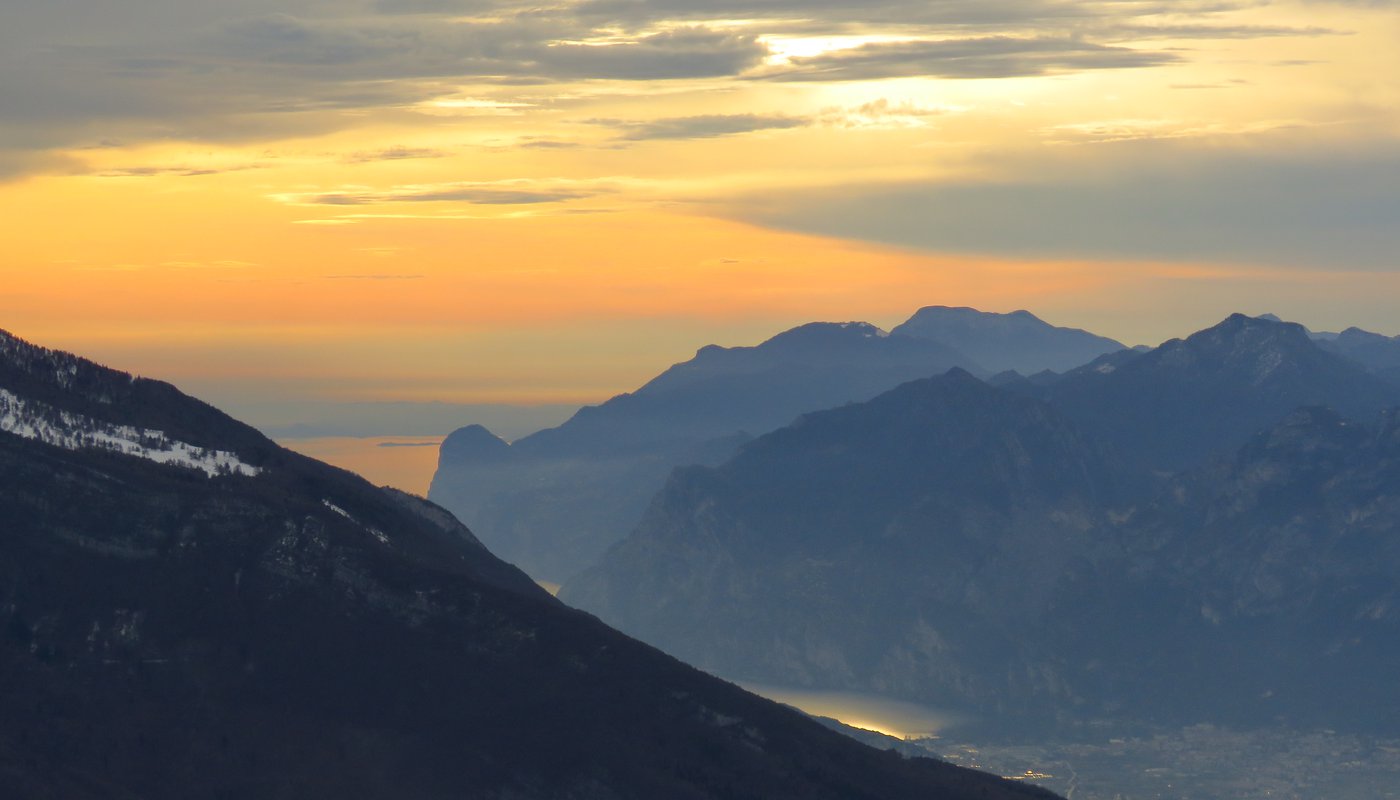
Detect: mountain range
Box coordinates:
(561, 314, 1400, 738)
(1040, 313, 1400, 472)
(430, 307, 1126, 582)
(0, 328, 1058, 799)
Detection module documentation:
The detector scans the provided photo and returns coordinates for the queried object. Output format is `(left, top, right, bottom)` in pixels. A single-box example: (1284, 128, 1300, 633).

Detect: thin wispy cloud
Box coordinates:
(341, 146, 452, 164)
(273, 180, 610, 206)
(595, 114, 808, 141)
(754, 36, 1178, 82)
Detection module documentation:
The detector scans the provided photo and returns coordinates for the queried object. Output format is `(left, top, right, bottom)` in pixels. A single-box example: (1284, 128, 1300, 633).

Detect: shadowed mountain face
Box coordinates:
(892, 306, 1125, 375)
(1045, 314, 1400, 473)
(1315, 326, 1400, 386)
(561, 316, 1400, 739)
(562, 369, 1124, 731)
(430, 321, 980, 582)
(1056, 406, 1400, 732)
(0, 329, 1060, 800)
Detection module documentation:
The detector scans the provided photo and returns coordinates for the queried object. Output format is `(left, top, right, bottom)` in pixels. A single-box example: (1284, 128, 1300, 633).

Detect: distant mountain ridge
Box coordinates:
(0, 327, 1060, 800)
(430, 318, 981, 582)
(1257, 312, 1400, 385)
(892, 306, 1126, 374)
(562, 314, 1400, 739)
(431, 307, 1131, 582)
(1044, 313, 1400, 471)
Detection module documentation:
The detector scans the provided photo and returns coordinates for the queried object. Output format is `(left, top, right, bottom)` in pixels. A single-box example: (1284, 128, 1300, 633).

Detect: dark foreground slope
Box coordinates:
(0, 330, 1056, 800)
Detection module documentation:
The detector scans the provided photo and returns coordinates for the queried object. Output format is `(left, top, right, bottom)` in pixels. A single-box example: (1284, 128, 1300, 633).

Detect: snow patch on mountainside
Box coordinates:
(322, 499, 391, 546)
(0, 388, 260, 478)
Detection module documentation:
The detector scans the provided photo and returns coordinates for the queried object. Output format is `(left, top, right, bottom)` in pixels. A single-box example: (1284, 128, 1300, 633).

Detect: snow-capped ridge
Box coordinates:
(0, 388, 260, 478)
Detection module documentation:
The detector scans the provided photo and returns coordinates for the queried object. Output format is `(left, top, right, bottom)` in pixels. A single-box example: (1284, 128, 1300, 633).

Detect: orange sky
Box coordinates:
(2, 0, 1397, 421)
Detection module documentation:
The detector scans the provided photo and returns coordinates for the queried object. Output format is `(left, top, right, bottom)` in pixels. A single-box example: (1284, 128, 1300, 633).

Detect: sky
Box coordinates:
(2, 0, 1398, 434)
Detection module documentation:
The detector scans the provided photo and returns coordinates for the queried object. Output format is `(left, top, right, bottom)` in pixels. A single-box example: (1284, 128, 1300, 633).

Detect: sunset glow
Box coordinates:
(3, 0, 1397, 423)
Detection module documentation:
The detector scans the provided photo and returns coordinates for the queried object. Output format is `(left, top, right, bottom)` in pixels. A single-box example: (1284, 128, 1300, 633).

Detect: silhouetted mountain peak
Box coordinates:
(891, 305, 1125, 374)
(940, 365, 981, 383)
(754, 321, 889, 353)
(1148, 314, 1318, 383)
(1046, 314, 1400, 473)
(438, 423, 512, 465)
(898, 305, 1050, 332)
(1338, 326, 1399, 344)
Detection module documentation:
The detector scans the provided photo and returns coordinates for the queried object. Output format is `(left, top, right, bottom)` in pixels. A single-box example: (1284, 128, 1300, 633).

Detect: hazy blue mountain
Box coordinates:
(0, 328, 1059, 800)
(1045, 314, 1400, 473)
(561, 320, 1400, 738)
(1258, 312, 1400, 384)
(562, 369, 1123, 734)
(1315, 326, 1400, 385)
(430, 321, 980, 582)
(1055, 406, 1400, 733)
(892, 306, 1126, 374)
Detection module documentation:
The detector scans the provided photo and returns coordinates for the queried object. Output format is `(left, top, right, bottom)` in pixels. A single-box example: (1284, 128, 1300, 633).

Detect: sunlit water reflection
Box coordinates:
(740, 682, 967, 739)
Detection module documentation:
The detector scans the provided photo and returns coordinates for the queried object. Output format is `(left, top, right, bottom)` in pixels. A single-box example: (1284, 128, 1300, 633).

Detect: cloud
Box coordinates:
(92, 163, 268, 178)
(0, 8, 769, 177)
(342, 146, 451, 163)
(596, 113, 807, 141)
(757, 36, 1178, 82)
(516, 139, 581, 149)
(533, 28, 769, 80)
(573, 0, 1274, 33)
(275, 180, 607, 205)
(1103, 23, 1345, 40)
(0, 0, 1379, 182)
(735, 139, 1400, 270)
(816, 98, 951, 128)
(0, 148, 83, 182)
(575, 0, 1160, 30)
(592, 100, 950, 140)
